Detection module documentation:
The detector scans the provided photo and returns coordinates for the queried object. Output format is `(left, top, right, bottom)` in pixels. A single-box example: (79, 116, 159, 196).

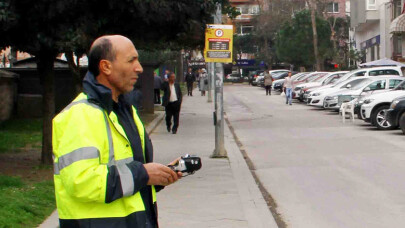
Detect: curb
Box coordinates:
(38, 111, 166, 228)
(224, 119, 278, 228)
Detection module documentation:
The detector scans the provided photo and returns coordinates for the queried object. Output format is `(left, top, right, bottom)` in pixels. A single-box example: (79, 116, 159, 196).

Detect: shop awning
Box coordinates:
(390, 14, 405, 33)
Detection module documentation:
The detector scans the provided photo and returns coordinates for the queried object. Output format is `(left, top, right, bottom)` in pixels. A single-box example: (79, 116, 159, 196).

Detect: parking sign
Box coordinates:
(204, 24, 233, 63)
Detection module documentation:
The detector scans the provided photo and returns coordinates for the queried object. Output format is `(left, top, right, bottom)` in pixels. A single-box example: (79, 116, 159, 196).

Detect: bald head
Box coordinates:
(88, 35, 134, 77)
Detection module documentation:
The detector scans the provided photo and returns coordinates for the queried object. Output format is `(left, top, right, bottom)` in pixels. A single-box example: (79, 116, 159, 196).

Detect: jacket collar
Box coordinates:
(82, 71, 116, 114)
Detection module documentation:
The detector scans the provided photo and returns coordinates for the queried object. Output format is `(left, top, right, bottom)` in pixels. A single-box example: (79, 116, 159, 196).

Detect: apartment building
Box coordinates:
(351, 0, 404, 62)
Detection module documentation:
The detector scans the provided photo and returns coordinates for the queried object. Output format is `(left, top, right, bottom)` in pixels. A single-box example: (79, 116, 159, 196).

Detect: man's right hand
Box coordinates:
(144, 163, 179, 186)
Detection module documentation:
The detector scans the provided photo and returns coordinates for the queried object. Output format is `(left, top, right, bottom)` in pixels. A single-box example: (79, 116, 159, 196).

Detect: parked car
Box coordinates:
(386, 96, 405, 134)
(307, 77, 372, 107)
(248, 70, 263, 85)
(332, 66, 404, 85)
(358, 80, 405, 129)
(255, 69, 289, 87)
(225, 73, 243, 83)
(301, 71, 348, 102)
(323, 76, 404, 110)
(292, 72, 329, 99)
(272, 72, 309, 92)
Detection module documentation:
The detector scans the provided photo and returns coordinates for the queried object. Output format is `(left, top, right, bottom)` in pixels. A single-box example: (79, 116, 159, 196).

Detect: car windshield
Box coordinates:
(312, 73, 329, 82)
(323, 74, 340, 85)
(271, 72, 287, 79)
(305, 73, 324, 82)
(333, 70, 364, 84)
(338, 78, 367, 89)
(293, 73, 308, 81)
(350, 79, 373, 90)
(394, 81, 405, 90)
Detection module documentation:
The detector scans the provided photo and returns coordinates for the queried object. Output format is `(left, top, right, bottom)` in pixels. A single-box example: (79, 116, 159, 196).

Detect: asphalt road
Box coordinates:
(224, 84, 405, 228)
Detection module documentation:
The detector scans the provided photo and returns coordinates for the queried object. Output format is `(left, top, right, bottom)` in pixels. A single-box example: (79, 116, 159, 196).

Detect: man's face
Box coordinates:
(109, 39, 143, 94)
(169, 74, 175, 83)
(288, 72, 292, 77)
(188, 68, 192, 73)
(165, 70, 170, 75)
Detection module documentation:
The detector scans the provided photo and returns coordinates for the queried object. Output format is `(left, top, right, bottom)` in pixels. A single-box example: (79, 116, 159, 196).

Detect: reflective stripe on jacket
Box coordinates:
(53, 92, 156, 226)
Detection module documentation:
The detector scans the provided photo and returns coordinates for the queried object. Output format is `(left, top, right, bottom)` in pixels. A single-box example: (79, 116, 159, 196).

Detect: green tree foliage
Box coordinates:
(0, 0, 231, 164)
(252, 0, 305, 68)
(275, 10, 332, 69)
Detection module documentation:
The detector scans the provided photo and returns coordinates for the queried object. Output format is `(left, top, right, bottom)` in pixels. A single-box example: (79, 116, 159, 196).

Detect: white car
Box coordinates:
(272, 72, 308, 91)
(359, 80, 405, 129)
(307, 77, 370, 107)
(323, 76, 405, 110)
(332, 66, 403, 84)
(299, 71, 348, 101)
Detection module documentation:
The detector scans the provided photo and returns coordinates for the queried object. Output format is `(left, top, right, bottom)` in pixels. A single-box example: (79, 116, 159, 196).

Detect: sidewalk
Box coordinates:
(39, 88, 277, 228)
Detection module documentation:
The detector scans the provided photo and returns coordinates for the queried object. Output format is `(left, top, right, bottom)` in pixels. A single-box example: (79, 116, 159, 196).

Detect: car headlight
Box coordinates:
(332, 96, 338, 100)
(391, 100, 400, 109)
(363, 99, 374, 104)
(312, 92, 321, 96)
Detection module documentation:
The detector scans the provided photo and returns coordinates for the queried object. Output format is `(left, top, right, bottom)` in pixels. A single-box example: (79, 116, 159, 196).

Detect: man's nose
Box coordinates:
(134, 61, 143, 74)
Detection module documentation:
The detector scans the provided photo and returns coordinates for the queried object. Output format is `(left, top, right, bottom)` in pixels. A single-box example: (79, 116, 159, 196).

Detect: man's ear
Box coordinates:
(99, 60, 112, 75)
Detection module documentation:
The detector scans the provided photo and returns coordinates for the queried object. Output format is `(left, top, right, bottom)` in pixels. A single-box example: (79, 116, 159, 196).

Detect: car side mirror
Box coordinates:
(363, 87, 371, 92)
(346, 84, 352, 89)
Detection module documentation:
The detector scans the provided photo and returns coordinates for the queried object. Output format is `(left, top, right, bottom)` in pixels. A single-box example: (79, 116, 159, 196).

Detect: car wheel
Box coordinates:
(399, 113, 405, 135)
(371, 105, 396, 130)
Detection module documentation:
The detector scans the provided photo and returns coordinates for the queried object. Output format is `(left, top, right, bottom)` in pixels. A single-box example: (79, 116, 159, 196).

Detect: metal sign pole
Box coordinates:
(212, 3, 227, 158)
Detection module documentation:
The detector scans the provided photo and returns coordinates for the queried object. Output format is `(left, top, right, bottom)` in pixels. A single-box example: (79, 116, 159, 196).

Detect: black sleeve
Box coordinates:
(105, 161, 149, 203)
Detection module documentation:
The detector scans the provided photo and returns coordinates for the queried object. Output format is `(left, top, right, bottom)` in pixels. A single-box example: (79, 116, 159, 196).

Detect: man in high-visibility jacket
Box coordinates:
(52, 35, 182, 228)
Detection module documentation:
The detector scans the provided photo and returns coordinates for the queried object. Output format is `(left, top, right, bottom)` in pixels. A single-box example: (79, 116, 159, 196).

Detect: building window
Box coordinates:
(236, 5, 259, 15)
(327, 2, 339, 13)
(393, 0, 402, 20)
(367, 0, 376, 10)
(237, 25, 254, 35)
(250, 5, 259, 15)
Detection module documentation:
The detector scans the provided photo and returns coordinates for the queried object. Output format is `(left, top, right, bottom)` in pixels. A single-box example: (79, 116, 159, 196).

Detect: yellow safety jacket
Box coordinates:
(53, 74, 158, 228)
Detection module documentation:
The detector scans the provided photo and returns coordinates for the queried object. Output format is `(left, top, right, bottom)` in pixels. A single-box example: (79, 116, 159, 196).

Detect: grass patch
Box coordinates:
(0, 119, 42, 153)
(0, 175, 55, 228)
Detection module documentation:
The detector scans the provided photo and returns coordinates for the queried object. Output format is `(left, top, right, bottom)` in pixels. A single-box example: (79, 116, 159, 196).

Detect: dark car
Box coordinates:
(386, 96, 405, 134)
(249, 70, 264, 86)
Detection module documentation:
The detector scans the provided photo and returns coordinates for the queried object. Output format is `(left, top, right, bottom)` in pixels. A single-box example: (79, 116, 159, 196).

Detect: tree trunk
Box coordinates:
(37, 51, 56, 165)
(264, 36, 272, 69)
(309, 0, 321, 71)
(65, 51, 82, 95)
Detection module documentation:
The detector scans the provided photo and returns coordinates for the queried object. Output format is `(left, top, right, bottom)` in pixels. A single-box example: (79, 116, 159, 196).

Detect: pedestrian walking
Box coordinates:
(283, 71, 293, 105)
(264, 69, 273, 96)
(154, 71, 163, 104)
(199, 68, 208, 96)
(52, 35, 182, 228)
(162, 72, 182, 134)
(185, 67, 195, 96)
(163, 69, 170, 82)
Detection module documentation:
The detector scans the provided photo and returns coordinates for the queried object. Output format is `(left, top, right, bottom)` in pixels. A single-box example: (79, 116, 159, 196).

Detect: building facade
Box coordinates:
(351, 0, 405, 62)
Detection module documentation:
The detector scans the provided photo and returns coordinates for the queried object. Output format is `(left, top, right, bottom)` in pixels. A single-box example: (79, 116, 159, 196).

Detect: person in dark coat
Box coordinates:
(153, 72, 163, 104)
(162, 72, 182, 134)
(184, 68, 195, 96)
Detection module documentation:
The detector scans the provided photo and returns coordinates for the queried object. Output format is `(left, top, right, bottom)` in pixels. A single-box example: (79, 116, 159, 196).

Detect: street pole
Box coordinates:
(212, 3, 227, 158)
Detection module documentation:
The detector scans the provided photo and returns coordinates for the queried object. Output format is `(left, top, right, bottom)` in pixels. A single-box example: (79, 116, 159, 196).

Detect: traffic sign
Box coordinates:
(204, 24, 233, 63)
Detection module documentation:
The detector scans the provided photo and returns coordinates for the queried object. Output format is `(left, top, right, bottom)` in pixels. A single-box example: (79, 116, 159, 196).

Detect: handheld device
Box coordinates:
(168, 154, 202, 175)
